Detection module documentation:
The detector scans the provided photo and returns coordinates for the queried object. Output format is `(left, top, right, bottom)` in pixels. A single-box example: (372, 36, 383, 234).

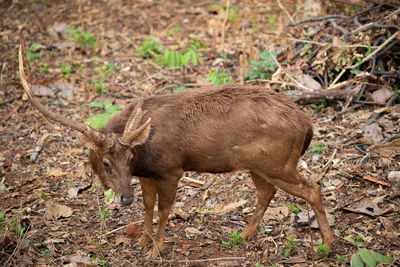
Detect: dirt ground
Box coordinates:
(1, 0, 400, 266)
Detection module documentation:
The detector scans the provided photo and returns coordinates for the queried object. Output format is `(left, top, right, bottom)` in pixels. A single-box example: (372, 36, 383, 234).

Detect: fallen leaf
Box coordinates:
(45, 201, 73, 220)
(115, 236, 131, 246)
(214, 199, 247, 215)
(47, 168, 69, 177)
(296, 210, 335, 228)
(372, 87, 393, 103)
(343, 198, 393, 217)
(263, 206, 289, 221)
(363, 176, 391, 187)
(32, 84, 55, 96)
(371, 138, 400, 157)
(185, 227, 202, 238)
(364, 123, 383, 144)
(174, 208, 189, 221)
(126, 223, 141, 239)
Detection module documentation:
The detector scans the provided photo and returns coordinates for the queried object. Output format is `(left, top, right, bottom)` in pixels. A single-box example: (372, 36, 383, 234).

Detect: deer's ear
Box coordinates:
(79, 134, 98, 151)
(130, 123, 151, 147)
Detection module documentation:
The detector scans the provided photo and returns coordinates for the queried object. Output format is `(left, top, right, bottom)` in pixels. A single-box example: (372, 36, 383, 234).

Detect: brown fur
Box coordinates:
(88, 85, 333, 257)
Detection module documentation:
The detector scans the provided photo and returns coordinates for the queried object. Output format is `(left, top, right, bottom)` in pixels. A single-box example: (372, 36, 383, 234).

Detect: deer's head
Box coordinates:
(18, 44, 150, 206)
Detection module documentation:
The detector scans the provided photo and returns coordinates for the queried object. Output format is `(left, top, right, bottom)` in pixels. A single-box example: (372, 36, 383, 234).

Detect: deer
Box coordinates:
(18, 42, 333, 258)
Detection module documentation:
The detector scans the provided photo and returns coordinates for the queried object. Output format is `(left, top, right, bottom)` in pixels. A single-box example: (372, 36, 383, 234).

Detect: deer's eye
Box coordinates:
(103, 162, 112, 174)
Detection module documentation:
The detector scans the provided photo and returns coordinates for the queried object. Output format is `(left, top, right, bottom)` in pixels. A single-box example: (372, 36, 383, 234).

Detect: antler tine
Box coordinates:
(18, 37, 112, 148)
(119, 91, 150, 146)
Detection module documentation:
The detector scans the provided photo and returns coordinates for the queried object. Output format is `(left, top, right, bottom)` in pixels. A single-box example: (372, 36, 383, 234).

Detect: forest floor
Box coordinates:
(1, 0, 400, 266)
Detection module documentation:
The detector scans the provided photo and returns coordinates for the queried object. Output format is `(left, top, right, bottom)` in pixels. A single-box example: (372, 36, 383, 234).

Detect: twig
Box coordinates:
(17, 27, 31, 84)
(277, 0, 294, 23)
(98, 220, 144, 238)
(220, 0, 230, 50)
(149, 256, 246, 263)
(289, 15, 348, 27)
(328, 31, 399, 89)
(329, 19, 350, 42)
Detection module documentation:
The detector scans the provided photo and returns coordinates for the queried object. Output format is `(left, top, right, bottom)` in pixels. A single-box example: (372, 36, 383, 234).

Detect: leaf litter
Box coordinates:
(1, 0, 400, 266)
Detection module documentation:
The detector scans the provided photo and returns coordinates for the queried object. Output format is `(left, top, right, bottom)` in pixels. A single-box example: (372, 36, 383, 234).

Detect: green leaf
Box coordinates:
(371, 252, 393, 263)
(89, 56, 101, 62)
(162, 50, 170, 67)
(190, 50, 198, 66)
(358, 248, 376, 267)
(344, 236, 356, 246)
(182, 52, 191, 66)
(104, 188, 115, 205)
(336, 254, 348, 263)
(85, 113, 111, 130)
(87, 102, 104, 108)
(351, 254, 365, 267)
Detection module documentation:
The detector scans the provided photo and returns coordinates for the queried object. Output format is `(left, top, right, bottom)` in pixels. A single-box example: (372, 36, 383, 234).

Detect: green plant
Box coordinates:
(316, 243, 329, 260)
(344, 235, 393, 267)
(91, 257, 107, 266)
(336, 254, 349, 263)
(222, 231, 245, 248)
(39, 63, 48, 72)
(246, 50, 277, 80)
(26, 42, 42, 62)
(207, 69, 230, 85)
(303, 44, 312, 58)
(0, 98, 3, 105)
(0, 212, 6, 232)
(65, 26, 97, 50)
(310, 99, 327, 109)
(255, 263, 267, 267)
(156, 39, 205, 69)
(91, 62, 117, 94)
(199, 206, 213, 212)
(104, 188, 115, 205)
(282, 236, 299, 257)
(288, 203, 301, 213)
(61, 62, 72, 78)
(310, 144, 326, 154)
(173, 85, 186, 93)
(85, 100, 122, 130)
(41, 249, 51, 257)
(39, 192, 49, 199)
(100, 208, 110, 221)
(136, 36, 163, 58)
(9, 218, 25, 236)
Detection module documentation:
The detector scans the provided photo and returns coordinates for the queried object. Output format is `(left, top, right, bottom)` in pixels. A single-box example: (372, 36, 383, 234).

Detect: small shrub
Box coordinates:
(222, 231, 245, 249)
(65, 26, 97, 50)
(85, 100, 122, 130)
(246, 50, 277, 80)
(207, 69, 230, 85)
(136, 36, 163, 58)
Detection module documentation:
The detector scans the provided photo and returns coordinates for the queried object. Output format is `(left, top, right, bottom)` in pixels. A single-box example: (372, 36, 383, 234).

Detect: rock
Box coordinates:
(387, 171, 400, 183)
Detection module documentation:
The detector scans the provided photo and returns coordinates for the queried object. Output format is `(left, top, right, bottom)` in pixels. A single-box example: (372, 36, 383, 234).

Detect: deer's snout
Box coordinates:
(119, 194, 133, 206)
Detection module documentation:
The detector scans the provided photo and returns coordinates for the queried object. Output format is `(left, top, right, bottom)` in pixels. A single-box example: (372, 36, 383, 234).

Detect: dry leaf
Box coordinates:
(263, 206, 289, 221)
(214, 199, 247, 215)
(47, 168, 69, 177)
(363, 176, 391, 187)
(185, 227, 202, 238)
(372, 87, 393, 103)
(115, 236, 131, 246)
(364, 123, 383, 144)
(371, 138, 400, 157)
(343, 198, 393, 217)
(126, 223, 141, 239)
(45, 201, 73, 220)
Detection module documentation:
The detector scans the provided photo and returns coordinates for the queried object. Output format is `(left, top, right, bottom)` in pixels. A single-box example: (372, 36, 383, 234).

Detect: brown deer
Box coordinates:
(18, 44, 333, 258)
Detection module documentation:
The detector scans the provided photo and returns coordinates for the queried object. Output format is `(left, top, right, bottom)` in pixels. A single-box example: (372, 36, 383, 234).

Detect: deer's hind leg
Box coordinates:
(255, 169, 334, 250)
(241, 171, 277, 240)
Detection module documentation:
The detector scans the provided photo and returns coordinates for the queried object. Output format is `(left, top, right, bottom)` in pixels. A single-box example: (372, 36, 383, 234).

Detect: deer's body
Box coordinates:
(19, 41, 333, 258)
(90, 85, 332, 257)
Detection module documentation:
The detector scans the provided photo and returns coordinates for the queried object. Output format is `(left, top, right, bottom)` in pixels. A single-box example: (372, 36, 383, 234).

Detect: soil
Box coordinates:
(1, 0, 399, 266)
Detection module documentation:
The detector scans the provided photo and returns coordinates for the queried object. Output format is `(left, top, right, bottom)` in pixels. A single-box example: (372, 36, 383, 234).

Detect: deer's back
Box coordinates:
(106, 86, 313, 175)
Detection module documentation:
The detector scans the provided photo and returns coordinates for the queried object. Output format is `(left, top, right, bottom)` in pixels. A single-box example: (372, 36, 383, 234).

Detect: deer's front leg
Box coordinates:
(138, 177, 157, 246)
(146, 174, 180, 258)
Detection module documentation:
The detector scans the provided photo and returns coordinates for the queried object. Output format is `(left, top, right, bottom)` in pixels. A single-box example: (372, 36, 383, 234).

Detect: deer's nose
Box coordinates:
(120, 195, 133, 206)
